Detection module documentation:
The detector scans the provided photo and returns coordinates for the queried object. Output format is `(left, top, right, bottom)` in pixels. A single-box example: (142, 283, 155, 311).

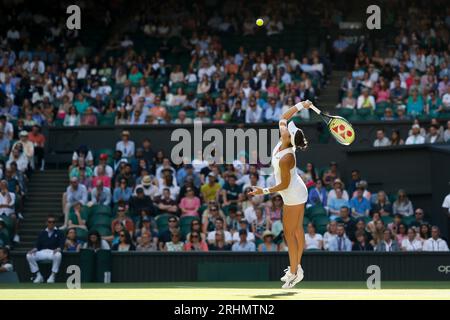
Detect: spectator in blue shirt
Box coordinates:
(349, 187, 371, 217)
(263, 98, 281, 122)
(308, 179, 328, 207)
(113, 178, 133, 203)
(328, 224, 352, 252)
(231, 229, 255, 252)
(0, 130, 10, 159)
(328, 188, 349, 220)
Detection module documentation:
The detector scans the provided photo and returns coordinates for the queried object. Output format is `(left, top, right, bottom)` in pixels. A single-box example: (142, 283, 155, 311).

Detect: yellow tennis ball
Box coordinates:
(256, 18, 264, 27)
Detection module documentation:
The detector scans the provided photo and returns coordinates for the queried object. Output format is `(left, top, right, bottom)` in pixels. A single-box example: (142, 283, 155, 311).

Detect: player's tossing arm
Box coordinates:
(278, 100, 312, 129)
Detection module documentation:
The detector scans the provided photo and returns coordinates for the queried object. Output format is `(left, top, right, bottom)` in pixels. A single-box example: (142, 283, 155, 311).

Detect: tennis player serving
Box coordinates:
(248, 100, 312, 289)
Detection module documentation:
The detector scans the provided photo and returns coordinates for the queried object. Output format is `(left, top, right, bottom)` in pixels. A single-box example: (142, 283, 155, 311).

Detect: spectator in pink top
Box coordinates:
(179, 187, 201, 217)
(376, 81, 390, 103)
(92, 165, 111, 188)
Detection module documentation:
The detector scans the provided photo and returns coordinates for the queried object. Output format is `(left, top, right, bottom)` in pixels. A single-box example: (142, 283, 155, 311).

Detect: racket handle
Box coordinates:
(309, 105, 322, 115)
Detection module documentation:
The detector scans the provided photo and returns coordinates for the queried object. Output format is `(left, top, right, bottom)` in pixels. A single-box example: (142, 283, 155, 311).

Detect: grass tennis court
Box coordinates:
(1, 282, 450, 300)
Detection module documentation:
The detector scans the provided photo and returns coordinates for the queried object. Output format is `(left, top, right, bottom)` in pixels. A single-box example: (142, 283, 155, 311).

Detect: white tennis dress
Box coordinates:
(271, 141, 308, 205)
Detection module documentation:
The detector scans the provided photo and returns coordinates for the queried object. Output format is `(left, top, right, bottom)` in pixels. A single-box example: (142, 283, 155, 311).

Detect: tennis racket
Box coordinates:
(309, 105, 355, 145)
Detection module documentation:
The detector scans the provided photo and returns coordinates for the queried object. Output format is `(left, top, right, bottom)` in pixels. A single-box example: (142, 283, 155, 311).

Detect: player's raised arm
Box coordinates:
(278, 100, 312, 130)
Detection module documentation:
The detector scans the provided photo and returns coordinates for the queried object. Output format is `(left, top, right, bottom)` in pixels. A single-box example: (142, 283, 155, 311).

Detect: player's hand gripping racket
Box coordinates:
(309, 105, 355, 145)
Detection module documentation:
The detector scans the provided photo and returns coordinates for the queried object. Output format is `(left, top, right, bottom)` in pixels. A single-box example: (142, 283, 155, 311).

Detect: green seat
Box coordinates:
(90, 215, 112, 229)
(381, 216, 394, 226)
(92, 225, 112, 237)
(306, 205, 328, 218)
(302, 216, 310, 226)
(156, 213, 176, 233)
(362, 216, 372, 225)
(92, 205, 112, 216)
(0, 216, 13, 235)
(402, 215, 416, 227)
(74, 227, 89, 241)
(338, 108, 354, 118)
(356, 108, 372, 119)
(98, 113, 116, 126)
(312, 215, 330, 227)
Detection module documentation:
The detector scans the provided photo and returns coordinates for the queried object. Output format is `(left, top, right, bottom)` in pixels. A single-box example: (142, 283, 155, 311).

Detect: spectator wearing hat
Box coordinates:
(405, 124, 425, 145)
(193, 107, 211, 123)
(26, 214, 64, 283)
(0, 247, 13, 273)
(327, 188, 349, 220)
(423, 226, 449, 252)
(90, 180, 111, 206)
(231, 229, 256, 252)
(116, 130, 135, 158)
(258, 230, 277, 252)
(201, 172, 221, 202)
(328, 224, 352, 252)
(72, 145, 94, 168)
(375, 229, 400, 252)
(27, 125, 45, 171)
(94, 153, 114, 178)
(134, 175, 159, 200)
(111, 205, 135, 237)
(349, 186, 371, 218)
(327, 179, 349, 203)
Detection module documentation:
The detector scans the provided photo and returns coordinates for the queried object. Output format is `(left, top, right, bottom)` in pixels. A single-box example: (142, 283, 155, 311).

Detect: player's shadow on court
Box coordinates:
(251, 292, 298, 299)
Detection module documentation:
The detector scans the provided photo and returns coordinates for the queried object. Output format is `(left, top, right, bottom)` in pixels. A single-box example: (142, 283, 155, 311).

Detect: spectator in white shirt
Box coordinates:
(304, 223, 323, 250)
(444, 120, 450, 143)
(423, 226, 449, 252)
(245, 98, 263, 123)
(373, 129, 391, 147)
(232, 219, 255, 242)
(405, 124, 426, 145)
(207, 218, 232, 244)
(115, 130, 135, 158)
(323, 220, 338, 251)
(401, 227, 422, 251)
(357, 88, 376, 109)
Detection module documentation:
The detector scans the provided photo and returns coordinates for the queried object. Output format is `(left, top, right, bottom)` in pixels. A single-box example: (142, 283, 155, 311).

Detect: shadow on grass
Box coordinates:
(251, 291, 298, 299)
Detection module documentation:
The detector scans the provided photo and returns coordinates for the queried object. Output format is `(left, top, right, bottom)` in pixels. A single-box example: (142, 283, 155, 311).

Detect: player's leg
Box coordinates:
(282, 204, 301, 274)
(292, 203, 305, 267)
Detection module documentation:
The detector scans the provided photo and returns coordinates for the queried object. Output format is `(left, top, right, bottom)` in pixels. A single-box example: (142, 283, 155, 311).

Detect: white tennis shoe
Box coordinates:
(281, 266, 304, 289)
(280, 265, 303, 281)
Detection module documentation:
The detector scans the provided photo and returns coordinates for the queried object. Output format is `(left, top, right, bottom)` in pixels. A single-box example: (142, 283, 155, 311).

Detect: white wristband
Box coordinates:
(294, 102, 304, 111)
(262, 188, 270, 195)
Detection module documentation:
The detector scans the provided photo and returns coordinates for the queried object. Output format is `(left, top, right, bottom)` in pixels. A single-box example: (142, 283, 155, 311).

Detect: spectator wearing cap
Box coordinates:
(201, 172, 221, 202)
(328, 224, 352, 252)
(375, 229, 400, 252)
(90, 180, 111, 206)
(258, 230, 277, 252)
(349, 186, 371, 218)
(193, 107, 211, 123)
(405, 124, 425, 145)
(63, 177, 88, 227)
(179, 187, 201, 217)
(0, 247, 13, 273)
(94, 153, 114, 178)
(129, 187, 154, 217)
(232, 218, 255, 242)
(72, 145, 94, 168)
(423, 226, 449, 252)
(26, 214, 64, 283)
(27, 125, 45, 171)
(351, 180, 371, 201)
(115, 130, 135, 158)
(231, 229, 256, 252)
(111, 205, 135, 237)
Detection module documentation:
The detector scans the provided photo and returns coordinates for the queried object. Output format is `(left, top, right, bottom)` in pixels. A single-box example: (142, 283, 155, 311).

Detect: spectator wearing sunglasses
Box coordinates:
(184, 231, 209, 251)
(185, 219, 206, 242)
(163, 231, 184, 252)
(26, 214, 64, 283)
(158, 216, 184, 250)
(112, 230, 135, 251)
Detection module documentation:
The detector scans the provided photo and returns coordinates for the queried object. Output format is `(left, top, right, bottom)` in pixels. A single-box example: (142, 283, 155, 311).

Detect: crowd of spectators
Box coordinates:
(56, 132, 449, 253)
(336, 2, 450, 122)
